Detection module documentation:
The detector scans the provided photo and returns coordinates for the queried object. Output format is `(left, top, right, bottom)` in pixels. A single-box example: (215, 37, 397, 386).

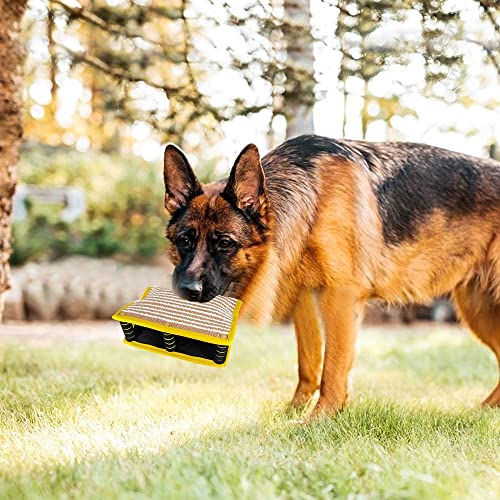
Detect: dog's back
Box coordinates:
(262, 136, 500, 245)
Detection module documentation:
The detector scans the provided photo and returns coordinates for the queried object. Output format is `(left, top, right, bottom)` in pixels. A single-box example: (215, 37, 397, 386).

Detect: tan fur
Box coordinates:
(291, 289, 324, 407)
(239, 155, 500, 412)
(453, 277, 500, 405)
(239, 245, 281, 324)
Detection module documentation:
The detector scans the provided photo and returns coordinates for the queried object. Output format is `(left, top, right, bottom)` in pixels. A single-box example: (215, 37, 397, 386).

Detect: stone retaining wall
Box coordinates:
(3, 257, 170, 321)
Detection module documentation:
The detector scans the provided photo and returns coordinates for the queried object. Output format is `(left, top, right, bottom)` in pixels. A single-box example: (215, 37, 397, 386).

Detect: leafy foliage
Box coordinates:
(12, 143, 171, 264)
(333, 0, 499, 137)
(23, 0, 499, 151)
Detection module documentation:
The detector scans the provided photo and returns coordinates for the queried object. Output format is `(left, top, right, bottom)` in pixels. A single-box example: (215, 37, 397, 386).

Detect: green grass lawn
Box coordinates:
(1, 323, 499, 499)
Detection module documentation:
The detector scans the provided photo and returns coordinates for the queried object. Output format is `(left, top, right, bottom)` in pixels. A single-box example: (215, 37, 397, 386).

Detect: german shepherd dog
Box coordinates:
(163, 135, 500, 415)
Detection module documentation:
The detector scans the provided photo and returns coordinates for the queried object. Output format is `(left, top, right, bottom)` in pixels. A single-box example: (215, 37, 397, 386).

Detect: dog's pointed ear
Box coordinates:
(223, 144, 267, 218)
(163, 144, 202, 215)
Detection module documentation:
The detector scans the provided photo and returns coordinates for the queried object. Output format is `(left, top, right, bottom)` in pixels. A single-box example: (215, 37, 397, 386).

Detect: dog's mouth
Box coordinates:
(171, 283, 236, 303)
(171, 270, 241, 302)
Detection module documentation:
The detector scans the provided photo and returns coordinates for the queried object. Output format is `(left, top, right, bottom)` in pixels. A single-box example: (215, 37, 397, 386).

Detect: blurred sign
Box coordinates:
(13, 185, 86, 222)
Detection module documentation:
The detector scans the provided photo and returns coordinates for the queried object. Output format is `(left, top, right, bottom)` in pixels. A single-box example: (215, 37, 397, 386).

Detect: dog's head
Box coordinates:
(164, 143, 270, 302)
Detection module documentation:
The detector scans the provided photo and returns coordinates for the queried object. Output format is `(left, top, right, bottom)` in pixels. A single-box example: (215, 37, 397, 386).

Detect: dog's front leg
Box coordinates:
(313, 286, 363, 415)
(291, 289, 324, 408)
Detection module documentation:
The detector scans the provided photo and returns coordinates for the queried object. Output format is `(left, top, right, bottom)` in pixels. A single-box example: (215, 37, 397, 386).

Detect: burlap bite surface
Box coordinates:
(112, 286, 242, 367)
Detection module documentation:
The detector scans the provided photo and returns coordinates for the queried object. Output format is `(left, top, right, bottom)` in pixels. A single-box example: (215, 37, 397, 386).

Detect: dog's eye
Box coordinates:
(177, 235, 191, 250)
(217, 237, 234, 251)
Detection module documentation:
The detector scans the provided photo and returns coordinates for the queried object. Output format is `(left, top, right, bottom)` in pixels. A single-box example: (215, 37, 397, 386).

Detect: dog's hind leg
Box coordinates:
(453, 273, 500, 407)
(291, 289, 324, 408)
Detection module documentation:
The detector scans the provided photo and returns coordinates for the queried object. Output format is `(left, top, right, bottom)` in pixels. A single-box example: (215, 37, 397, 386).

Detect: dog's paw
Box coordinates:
(310, 397, 346, 419)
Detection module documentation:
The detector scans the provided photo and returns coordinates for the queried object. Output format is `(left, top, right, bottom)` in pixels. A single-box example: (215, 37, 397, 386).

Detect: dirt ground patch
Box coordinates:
(0, 321, 118, 344)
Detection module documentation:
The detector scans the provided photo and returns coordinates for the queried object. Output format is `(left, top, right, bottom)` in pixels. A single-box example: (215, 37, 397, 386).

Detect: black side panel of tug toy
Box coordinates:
(213, 345, 229, 365)
(163, 332, 175, 352)
(121, 323, 229, 364)
(120, 322, 137, 341)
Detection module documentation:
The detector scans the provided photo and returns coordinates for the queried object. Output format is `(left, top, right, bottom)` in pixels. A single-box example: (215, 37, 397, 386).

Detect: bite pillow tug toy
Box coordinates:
(112, 286, 242, 367)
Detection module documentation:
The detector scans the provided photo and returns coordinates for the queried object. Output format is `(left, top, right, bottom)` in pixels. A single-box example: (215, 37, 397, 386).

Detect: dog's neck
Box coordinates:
(239, 243, 281, 324)
(238, 197, 308, 324)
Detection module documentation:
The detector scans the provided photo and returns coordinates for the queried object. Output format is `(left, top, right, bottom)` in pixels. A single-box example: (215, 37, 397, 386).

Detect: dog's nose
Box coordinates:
(178, 279, 203, 301)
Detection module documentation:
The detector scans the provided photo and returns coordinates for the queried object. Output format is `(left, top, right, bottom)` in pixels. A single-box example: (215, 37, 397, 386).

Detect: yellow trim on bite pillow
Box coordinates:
(112, 287, 242, 367)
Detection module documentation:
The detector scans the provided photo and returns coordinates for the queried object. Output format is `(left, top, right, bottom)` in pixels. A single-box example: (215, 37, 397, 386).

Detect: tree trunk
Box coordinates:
(0, 0, 28, 321)
(336, 0, 348, 138)
(361, 79, 370, 139)
(284, 0, 315, 137)
(47, 1, 58, 98)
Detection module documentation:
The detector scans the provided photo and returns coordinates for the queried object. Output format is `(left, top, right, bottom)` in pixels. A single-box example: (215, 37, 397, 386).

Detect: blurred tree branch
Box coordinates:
(22, 0, 500, 153)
